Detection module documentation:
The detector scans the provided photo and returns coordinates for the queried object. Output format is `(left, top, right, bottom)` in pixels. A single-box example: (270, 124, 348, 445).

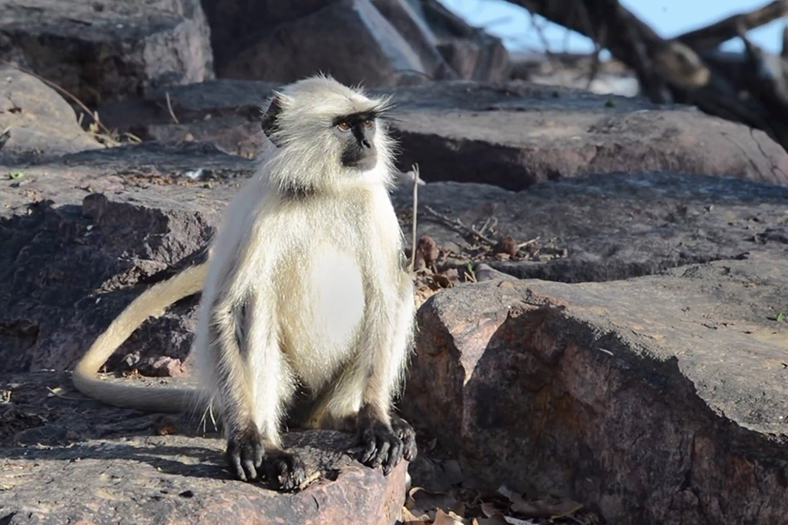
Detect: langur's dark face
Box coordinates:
(333, 111, 378, 171)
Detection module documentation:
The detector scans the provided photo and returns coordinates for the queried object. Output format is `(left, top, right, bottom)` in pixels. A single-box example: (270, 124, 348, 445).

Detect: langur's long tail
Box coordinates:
(72, 262, 209, 413)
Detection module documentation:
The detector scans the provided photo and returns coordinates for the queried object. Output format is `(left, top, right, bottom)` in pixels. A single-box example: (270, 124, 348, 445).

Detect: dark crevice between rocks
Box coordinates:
(392, 129, 537, 192)
(0, 320, 39, 374)
(482, 252, 751, 284)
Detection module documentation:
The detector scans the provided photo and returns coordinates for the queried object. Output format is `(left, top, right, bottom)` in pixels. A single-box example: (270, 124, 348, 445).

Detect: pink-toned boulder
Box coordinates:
(403, 257, 788, 524)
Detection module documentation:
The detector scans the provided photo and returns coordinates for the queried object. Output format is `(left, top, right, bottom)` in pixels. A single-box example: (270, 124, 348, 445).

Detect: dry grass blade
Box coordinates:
(410, 163, 420, 273)
(45, 386, 84, 401)
(165, 91, 180, 124)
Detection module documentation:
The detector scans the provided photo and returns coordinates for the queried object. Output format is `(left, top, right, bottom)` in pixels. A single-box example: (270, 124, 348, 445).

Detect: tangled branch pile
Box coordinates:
(505, 0, 788, 152)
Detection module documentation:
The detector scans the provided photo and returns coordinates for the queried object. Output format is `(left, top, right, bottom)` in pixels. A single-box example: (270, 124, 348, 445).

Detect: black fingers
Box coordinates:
(226, 426, 307, 491)
(261, 450, 307, 492)
(226, 424, 264, 482)
(358, 419, 405, 475)
(391, 414, 418, 462)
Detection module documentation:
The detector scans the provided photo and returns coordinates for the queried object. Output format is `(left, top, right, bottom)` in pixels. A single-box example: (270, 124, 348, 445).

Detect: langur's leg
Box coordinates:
(212, 293, 305, 490)
(355, 272, 417, 473)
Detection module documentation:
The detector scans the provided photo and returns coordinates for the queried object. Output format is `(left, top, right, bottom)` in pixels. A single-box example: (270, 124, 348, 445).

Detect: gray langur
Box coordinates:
(72, 75, 418, 490)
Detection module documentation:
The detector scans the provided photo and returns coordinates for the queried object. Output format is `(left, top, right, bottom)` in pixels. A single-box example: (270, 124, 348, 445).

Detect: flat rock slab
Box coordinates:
(95, 79, 281, 157)
(0, 372, 407, 525)
(387, 81, 788, 190)
(0, 141, 251, 219)
(403, 257, 788, 524)
(391, 171, 788, 282)
(95, 80, 788, 189)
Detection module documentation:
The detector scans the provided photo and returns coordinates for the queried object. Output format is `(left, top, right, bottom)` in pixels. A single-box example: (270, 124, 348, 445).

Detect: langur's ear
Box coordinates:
(239, 94, 287, 147)
(260, 95, 286, 147)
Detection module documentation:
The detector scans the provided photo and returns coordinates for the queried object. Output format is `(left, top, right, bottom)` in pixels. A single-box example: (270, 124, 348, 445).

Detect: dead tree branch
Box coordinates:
(677, 0, 788, 50)
(503, 0, 788, 153)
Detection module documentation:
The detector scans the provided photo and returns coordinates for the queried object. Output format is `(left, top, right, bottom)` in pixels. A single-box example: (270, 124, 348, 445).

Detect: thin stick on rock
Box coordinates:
(518, 236, 540, 248)
(477, 216, 498, 237)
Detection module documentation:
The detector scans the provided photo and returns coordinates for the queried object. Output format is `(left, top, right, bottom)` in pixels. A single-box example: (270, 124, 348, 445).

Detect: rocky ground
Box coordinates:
(2, 28, 788, 525)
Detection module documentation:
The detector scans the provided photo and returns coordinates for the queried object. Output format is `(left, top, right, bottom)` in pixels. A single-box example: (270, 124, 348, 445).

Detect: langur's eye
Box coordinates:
(363, 120, 374, 128)
(336, 122, 351, 132)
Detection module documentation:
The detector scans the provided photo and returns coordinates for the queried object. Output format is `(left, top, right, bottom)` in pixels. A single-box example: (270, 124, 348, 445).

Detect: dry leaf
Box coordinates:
(407, 488, 462, 521)
(481, 502, 503, 518)
(502, 517, 538, 525)
(473, 514, 509, 525)
(441, 267, 460, 285)
(450, 500, 465, 517)
(401, 506, 430, 523)
(432, 273, 452, 288)
(433, 509, 466, 525)
(418, 235, 440, 265)
(156, 418, 178, 436)
(493, 235, 517, 258)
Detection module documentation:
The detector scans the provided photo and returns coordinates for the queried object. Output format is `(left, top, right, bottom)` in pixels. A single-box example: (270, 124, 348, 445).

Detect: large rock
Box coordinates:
(0, 65, 101, 162)
(97, 79, 280, 156)
(0, 371, 408, 525)
(217, 0, 435, 86)
(386, 82, 788, 190)
(414, 0, 510, 82)
(402, 258, 788, 525)
(95, 80, 788, 190)
(370, 0, 458, 80)
(200, 0, 328, 69)
(0, 143, 251, 372)
(201, 0, 491, 85)
(0, 0, 214, 106)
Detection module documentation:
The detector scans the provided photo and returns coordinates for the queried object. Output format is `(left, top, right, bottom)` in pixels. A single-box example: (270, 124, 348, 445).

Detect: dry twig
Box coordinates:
(518, 236, 540, 248)
(423, 206, 498, 246)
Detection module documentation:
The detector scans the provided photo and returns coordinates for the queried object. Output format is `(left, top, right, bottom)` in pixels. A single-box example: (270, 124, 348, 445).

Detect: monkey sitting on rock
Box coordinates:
(72, 75, 418, 491)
